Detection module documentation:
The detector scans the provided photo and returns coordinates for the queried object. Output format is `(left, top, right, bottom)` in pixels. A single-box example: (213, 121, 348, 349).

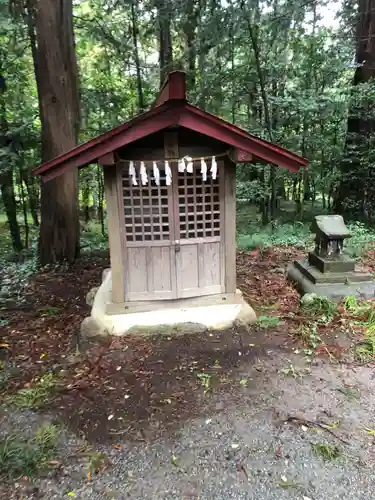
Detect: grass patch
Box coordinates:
(237, 222, 311, 251)
(0, 423, 59, 479)
(312, 442, 341, 461)
(355, 336, 375, 362)
(84, 450, 109, 476)
(336, 386, 360, 401)
(10, 373, 57, 409)
(196, 372, 212, 394)
(294, 322, 322, 353)
(300, 294, 337, 322)
(0, 361, 19, 390)
(257, 315, 281, 329)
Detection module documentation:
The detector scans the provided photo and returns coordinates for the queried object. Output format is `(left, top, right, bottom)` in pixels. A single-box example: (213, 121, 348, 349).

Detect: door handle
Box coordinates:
(174, 240, 180, 252)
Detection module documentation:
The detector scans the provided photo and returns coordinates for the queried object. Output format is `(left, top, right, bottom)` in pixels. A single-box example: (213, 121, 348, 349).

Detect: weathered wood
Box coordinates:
(154, 71, 186, 107)
(229, 148, 253, 162)
(219, 160, 226, 293)
(98, 151, 115, 166)
(104, 165, 125, 303)
(105, 290, 243, 315)
(224, 158, 237, 293)
(121, 160, 176, 301)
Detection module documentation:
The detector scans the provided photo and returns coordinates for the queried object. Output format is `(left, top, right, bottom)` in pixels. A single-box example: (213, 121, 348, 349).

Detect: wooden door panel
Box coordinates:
(199, 241, 221, 288)
(122, 163, 177, 301)
(175, 162, 223, 298)
(177, 240, 221, 298)
(126, 246, 176, 301)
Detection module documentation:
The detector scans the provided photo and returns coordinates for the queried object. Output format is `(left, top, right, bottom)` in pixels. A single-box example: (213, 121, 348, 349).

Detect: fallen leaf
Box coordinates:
(239, 379, 248, 386)
(301, 425, 308, 432)
(108, 414, 114, 420)
(87, 471, 91, 481)
(67, 492, 76, 497)
(0, 343, 9, 348)
(281, 475, 287, 483)
(171, 454, 178, 466)
(275, 445, 282, 458)
(231, 443, 240, 449)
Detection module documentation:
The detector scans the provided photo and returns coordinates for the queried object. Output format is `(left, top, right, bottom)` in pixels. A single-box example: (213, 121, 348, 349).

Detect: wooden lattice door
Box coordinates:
(122, 161, 223, 301)
(174, 164, 223, 298)
(122, 164, 177, 301)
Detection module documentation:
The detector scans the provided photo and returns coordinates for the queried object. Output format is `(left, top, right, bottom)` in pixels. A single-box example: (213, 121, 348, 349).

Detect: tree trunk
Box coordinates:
(131, 0, 144, 112)
(155, 0, 173, 86)
(24, 174, 39, 226)
(0, 84, 23, 253)
(28, 0, 80, 265)
(334, 0, 375, 216)
(182, 0, 198, 89)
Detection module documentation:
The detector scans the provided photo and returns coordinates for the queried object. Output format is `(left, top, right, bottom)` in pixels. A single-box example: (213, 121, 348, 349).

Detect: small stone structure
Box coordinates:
(33, 71, 307, 336)
(287, 215, 375, 300)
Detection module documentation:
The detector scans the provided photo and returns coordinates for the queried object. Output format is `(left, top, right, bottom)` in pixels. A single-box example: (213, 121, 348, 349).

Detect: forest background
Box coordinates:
(1, 0, 375, 273)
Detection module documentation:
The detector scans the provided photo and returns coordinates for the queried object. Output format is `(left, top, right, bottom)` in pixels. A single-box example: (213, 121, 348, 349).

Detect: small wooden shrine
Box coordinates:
(34, 71, 307, 334)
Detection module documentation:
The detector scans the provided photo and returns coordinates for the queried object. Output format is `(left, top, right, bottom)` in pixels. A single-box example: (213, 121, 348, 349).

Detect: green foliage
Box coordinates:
(345, 222, 375, 258)
(257, 315, 281, 329)
(80, 221, 108, 253)
(10, 374, 57, 409)
(294, 322, 322, 351)
(300, 294, 337, 321)
(312, 443, 341, 461)
(0, 423, 58, 479)
(196, 372, 211, 394)
(355, 336, 375, 362)
(237, 222, 311, 250)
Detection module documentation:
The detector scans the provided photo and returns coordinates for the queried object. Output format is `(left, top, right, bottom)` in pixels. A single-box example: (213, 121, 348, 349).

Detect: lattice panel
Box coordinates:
(122, 165, 170, 242)
(178, 165, 220, 239)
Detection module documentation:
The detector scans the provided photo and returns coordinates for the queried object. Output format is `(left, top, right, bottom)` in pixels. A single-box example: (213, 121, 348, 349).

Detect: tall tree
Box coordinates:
(155, 0, 173, 85)
(0, 77, 23, 252)
(334, 0, 375, 217)
(27, 0, 80, 264)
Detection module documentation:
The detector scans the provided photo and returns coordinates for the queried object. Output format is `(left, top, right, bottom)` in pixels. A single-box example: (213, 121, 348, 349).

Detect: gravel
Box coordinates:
(2, 348, 375, 500)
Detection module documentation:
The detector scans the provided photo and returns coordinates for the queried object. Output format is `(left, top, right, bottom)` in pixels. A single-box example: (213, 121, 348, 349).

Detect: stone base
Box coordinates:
(287, 261, 375, 301)
(81, 269, 257, 337)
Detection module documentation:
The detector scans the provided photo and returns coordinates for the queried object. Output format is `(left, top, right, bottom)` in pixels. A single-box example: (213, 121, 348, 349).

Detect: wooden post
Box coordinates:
(224, 158, 237, 293)
(104, 164, 126, 303)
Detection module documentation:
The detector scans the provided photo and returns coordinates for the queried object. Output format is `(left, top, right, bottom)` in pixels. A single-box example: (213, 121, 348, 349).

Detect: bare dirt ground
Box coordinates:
(1, 248, 375, 499)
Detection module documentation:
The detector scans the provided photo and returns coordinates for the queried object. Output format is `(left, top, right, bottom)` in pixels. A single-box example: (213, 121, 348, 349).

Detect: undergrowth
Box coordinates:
(300, 294, 337, 322)
(9, 373, 57, 409)
(236, 215, 375, 257)
(342, 296, 375, 362)
(312, 443, 341, 461)
(0, 423, 59, 479)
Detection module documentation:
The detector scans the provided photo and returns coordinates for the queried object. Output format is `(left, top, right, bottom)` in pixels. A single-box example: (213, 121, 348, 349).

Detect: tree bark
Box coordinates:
(29, 0, 80, 265)
(155, 0, 173, 86)
(131, 0, 144, 112)
(0, 82, 23, 253)
(334, 0, 375, 217)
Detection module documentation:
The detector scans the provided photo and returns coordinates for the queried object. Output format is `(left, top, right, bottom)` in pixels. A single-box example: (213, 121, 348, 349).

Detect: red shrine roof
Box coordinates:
(33, 71, 307, 182)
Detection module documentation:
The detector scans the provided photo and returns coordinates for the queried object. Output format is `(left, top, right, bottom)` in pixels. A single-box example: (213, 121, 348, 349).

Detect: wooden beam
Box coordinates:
(224, 158, 237, 293)
(229, 148, 253, 162)
(98, 151, 115, 166)
(104, 165, 125, 303)
(154, 71, 186, 107)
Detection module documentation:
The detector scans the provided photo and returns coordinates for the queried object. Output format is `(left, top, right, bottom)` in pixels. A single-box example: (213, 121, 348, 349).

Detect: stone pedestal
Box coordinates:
(81, 269, 257, 337)
(287, 215, 375, 300)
